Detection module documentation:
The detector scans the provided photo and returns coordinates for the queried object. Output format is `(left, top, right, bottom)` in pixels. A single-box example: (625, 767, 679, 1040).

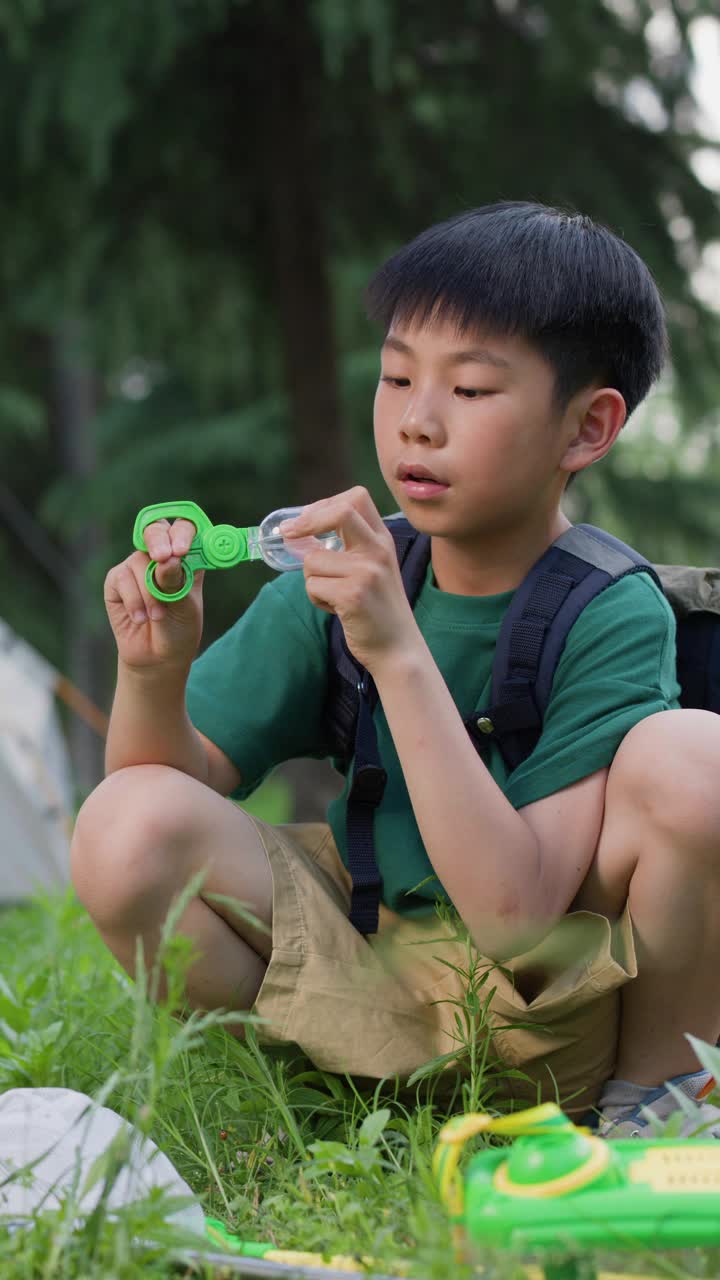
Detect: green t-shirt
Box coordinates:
(186, 562, 680, 916)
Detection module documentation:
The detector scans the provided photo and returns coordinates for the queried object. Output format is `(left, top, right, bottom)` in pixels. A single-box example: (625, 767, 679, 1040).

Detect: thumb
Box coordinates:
(153, 554, 188, 594)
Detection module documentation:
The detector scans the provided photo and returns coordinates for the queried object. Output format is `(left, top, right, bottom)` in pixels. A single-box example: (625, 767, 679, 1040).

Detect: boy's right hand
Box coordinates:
(104, 518, 204, 674)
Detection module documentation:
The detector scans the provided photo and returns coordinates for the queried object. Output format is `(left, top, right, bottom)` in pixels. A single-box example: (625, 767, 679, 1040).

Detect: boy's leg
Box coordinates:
(573, 707, 720, 1085)
(70, 764, 274, 1027)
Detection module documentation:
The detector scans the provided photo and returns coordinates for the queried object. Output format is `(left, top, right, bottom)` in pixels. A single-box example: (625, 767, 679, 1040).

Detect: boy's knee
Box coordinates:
(71, 765, 199, 924)
(609, 708, 720, 852)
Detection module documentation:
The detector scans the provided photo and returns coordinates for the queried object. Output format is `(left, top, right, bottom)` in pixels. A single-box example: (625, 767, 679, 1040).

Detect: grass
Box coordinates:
(240, 776, 292, 825)
(0, 875, 489, 1279)
(1, 853, 720, 1277)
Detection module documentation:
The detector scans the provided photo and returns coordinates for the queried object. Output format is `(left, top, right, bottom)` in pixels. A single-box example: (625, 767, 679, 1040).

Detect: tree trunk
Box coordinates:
(46, 318, 108, 799)
(262, 0, 352, 503)
(259, 1, 354, 819)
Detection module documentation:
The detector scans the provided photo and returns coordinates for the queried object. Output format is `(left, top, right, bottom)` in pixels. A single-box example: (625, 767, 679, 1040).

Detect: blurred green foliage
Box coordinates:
(241, 777, 293, 826)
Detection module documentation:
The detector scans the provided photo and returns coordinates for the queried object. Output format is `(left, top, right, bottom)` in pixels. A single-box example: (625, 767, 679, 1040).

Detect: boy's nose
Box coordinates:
(399, 397, 445, 445)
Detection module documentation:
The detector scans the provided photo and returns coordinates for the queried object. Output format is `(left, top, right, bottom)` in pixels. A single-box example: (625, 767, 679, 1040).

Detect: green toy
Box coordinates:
(433, 1103, 720, 1278)
(179, 1098, 720, 1280)
(133, 500, 342, 602)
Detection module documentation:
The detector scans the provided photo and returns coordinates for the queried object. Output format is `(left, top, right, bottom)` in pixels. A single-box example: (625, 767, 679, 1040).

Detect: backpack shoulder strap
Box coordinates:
(481, 523, 660, 771)
(324, 515, 430, 935)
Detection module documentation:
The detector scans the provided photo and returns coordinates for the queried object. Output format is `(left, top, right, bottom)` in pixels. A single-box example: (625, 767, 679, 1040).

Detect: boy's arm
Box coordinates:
(196, 730, 244, 795)
(372, 643, 608, 959)
(105, 519, 326, 801)
(105, 660, 242, 795)
(104, 517, 243, 796)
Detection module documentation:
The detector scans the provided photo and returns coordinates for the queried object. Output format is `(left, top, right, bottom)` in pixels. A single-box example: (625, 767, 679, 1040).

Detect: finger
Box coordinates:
(345, 486, 387, 536)
(106, 560, 155, 624)
(152, 556, 186, 593)
(169, 518, 197, 556)
(153, 552, 204, 606)
(278, 502, 332, 539)
(127, 549, 185, 608)
(142, 521, 196, 611)
(303, 577, 338, 615)
(143, 518, 174, 561)
(285, 491, 349, 525)
(285, 503, 373, 552)
(282, 487, 384, 537)
(302, 549, 356, 578)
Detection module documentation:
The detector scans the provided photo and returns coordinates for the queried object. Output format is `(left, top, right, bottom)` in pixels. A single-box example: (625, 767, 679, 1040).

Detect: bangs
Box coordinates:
(365, 203, 667, 416)
(366, 205, 613, 341)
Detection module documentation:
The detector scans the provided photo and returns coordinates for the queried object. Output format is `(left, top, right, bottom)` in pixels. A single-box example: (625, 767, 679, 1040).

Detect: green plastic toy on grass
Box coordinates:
(434, 1102, 720, 1278)
(133, 500, 343, 602)
(189, 1102, 720, 1279)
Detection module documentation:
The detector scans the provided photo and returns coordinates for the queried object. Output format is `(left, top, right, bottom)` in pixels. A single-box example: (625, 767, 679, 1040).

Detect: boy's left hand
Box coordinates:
(280, 487, 420, 673)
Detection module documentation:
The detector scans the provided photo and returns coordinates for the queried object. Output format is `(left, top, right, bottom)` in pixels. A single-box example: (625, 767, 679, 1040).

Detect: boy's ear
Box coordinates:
(560, 388, 627, 475)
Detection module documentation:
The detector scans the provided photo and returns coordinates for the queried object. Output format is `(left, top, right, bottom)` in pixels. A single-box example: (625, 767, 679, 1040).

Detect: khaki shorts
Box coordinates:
(249, 818, 637, 1116)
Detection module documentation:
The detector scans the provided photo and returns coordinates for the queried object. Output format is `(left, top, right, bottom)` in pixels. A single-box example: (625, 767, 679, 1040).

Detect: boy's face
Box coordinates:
(373, 316, 579, 544)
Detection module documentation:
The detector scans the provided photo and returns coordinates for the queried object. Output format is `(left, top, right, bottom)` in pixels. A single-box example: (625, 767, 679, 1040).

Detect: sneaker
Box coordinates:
(593, 1070, 719, 1139)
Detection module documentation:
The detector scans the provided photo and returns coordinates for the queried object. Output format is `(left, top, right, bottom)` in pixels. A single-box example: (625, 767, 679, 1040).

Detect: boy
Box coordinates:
(72, 202, 720, 1136)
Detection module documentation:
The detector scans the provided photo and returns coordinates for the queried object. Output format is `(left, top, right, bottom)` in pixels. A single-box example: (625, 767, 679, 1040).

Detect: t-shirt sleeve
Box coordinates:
(185, 573, 332, 800)
(505, 572, 681, 810)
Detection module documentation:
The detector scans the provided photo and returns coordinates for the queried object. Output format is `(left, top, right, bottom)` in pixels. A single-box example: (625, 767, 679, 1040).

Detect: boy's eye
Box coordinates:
(381, 375, 410, 388)
(456, 387, 493, 399)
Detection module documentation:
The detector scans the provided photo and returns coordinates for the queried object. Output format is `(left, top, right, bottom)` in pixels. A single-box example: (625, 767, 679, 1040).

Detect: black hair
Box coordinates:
(366, 202, 668, 419)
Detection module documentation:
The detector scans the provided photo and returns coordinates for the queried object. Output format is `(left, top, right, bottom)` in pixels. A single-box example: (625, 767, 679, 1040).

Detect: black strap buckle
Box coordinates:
(491, 692, 541, 733)
(348, 763, 388, 807)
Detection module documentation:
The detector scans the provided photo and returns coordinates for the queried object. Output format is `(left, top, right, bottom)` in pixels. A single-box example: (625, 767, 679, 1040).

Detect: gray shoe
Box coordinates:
(597, 1072, 719, 1139)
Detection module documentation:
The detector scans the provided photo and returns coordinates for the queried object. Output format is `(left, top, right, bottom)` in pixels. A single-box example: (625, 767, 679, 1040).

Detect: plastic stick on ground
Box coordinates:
(174, 1245, 402, 1278)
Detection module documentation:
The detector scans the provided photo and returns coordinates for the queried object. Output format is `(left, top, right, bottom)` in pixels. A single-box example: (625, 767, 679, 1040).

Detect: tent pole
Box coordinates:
(54, 674, 108, 739)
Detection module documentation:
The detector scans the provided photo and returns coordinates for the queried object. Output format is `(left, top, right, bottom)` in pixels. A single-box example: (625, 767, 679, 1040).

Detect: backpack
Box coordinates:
(325, 518, 720, 936)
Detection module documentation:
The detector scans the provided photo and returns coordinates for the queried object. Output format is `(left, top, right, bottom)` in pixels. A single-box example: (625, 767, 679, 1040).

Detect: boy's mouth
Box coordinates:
(397, 462, 449, 498)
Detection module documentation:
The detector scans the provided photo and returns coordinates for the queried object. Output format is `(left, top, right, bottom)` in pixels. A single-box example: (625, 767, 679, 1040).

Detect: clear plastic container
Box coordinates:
(247, 506, 344, 572)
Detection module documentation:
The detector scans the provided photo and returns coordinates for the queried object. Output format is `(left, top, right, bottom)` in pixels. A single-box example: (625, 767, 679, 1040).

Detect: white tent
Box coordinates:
(0, 620, 74, 901)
